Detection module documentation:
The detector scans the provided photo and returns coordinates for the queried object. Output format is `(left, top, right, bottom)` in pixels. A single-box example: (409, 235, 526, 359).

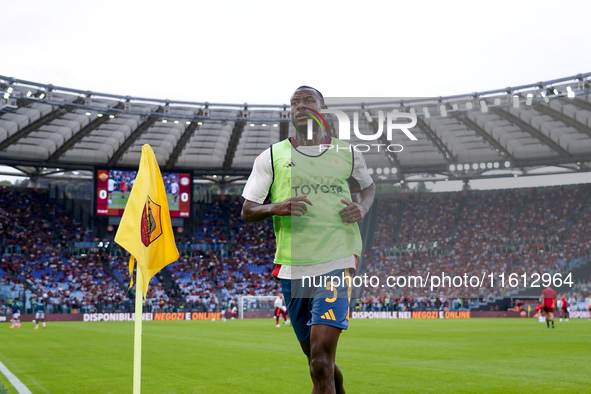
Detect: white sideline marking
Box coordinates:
(0, 360, 32, 394)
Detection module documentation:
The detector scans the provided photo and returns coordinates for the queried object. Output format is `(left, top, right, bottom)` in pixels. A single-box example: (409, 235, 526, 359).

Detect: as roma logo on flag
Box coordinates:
(141, 196, 162, 247)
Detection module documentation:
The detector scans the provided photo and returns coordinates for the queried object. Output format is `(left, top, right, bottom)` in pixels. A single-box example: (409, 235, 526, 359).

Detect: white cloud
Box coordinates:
(2, 0, 589, 103)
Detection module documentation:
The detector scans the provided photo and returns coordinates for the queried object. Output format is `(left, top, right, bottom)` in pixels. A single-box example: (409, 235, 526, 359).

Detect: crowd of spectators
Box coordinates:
(1, 183, 590, 315)
(0, 186, 133, 313)
(182, 198, 278, 309)
(570, 283, 591, 311)
(168, 256, 217, 311)
(360, 184, 591, 309)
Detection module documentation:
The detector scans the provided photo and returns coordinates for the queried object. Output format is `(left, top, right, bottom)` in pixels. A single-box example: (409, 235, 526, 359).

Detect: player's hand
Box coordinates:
(339, 199, 366, 223)
(275, 195, 313, 217)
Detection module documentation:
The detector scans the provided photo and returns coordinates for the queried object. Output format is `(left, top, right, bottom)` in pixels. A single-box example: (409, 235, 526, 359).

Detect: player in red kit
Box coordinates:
(120, 179, 128, 199)
(559, 294, 569, 322)
(541, 287, 556, 328)
(274, 294, 289, 327)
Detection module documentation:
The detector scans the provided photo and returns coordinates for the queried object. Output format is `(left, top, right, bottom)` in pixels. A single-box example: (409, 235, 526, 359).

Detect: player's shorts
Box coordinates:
(543, 298, 555, 307)
(35, 312, 45, 320)
(280, 306, 288, 318)
(12, 312, 20, 319)
(281, 268, 352, 343)
(542, 306, 554, 314)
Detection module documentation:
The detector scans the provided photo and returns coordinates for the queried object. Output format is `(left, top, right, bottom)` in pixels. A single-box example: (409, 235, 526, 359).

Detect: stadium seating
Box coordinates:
(360, 184, 591, 309)
(1, 183, 590, 314)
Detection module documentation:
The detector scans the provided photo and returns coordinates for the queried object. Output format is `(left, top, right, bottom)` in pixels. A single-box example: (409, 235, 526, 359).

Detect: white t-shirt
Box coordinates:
(242, 140, 373, 279)
(274, 296, 283, 308)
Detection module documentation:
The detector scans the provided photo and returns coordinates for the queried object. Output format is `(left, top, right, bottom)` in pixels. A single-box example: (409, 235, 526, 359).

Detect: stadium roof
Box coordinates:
(1, 73, 591, 184)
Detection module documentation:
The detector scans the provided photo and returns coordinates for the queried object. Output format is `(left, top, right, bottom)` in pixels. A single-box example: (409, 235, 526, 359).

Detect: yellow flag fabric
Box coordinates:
(114, 144, 179, 298)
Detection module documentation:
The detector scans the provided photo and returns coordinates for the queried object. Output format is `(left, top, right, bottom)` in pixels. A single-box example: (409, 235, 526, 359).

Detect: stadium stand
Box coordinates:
(1, 183, 589, 316)
(2, 73, 591, 181)
(359, 184, 591, 310)
(1, 74, 591, 316)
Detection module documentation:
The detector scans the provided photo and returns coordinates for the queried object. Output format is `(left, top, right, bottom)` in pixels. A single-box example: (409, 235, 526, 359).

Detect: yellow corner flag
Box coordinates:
(115, 144, 179, 298)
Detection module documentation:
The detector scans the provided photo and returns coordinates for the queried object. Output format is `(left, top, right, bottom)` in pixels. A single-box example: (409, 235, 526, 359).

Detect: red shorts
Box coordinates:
(543, 306, 554, 314)
(275, 307, 287, 318)
(543, 298, 555, 309)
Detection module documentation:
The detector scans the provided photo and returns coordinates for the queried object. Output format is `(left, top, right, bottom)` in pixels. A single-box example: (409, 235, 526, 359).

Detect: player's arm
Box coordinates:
(241, 147, 312, 223)
(339, 150, 376, 223)
(242, 195, 313, 223)
(357, 182, 376, 215)
(339, 183, 375, 223)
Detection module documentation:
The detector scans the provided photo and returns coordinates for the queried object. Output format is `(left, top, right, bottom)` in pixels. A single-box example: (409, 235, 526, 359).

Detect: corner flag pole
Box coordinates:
(133, 264, 144, 394)
(114, 144, 180, 393)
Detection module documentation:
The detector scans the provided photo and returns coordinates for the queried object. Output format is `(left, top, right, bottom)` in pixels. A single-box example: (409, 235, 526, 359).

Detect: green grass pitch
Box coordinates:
(0, 318, 589, 393)
(109, 192, 179, 211)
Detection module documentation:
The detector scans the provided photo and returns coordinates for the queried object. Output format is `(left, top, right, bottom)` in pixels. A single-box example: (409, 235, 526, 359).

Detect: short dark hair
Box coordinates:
(293, 85, 324, 106)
